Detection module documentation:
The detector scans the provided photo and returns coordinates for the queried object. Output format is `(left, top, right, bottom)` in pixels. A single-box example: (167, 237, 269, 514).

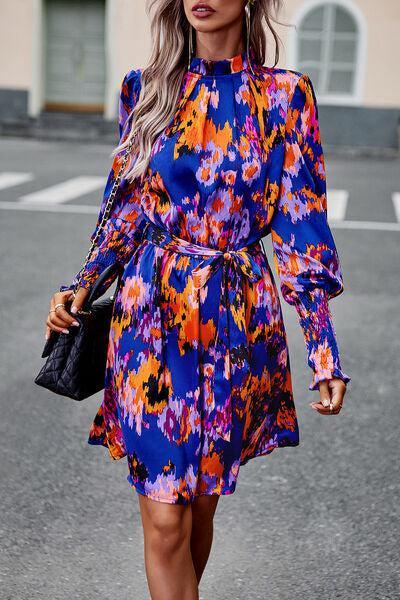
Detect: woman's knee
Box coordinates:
(140, 498, 192, 556)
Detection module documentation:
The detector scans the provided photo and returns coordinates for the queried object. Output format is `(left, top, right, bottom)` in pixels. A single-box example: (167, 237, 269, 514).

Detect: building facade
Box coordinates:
(0, 0, 399, 149)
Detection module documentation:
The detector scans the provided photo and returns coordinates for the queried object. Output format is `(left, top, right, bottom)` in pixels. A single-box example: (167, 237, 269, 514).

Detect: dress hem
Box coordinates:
(87, 434, 300, 505)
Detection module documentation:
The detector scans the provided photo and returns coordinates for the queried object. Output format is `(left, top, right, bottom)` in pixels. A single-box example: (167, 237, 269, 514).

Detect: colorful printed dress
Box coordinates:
(61, 50, 351, 504)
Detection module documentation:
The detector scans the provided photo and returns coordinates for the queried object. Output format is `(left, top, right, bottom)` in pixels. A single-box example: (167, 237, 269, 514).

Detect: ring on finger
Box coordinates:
(54, 303, 65, 311)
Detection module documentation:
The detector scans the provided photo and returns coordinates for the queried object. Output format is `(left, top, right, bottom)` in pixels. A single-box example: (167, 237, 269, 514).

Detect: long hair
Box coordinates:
(114, 0, 284, 184)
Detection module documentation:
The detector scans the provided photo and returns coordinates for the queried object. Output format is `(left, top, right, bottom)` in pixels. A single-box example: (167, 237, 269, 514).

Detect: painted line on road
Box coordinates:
(392, 193, 400, 222)
(0, 201, 98, 214)
(18, 176, 105, 204)
(329, 219, 400, 231)
(327, 189, 348, 221)
(1, 201, 400, 231)
(0, 172, 34, 190)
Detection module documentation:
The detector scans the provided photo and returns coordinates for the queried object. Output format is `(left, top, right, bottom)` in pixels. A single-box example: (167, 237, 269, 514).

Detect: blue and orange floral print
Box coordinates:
(62, 49, 350, 504)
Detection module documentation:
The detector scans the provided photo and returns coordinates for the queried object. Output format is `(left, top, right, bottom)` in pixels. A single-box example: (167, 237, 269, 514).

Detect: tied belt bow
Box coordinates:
(142, 221, 265, 442)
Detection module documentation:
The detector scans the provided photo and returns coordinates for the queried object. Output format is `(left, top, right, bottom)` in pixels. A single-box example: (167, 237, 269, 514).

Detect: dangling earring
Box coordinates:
(245, 0, 256, 75)
(187, 24, 194, 70)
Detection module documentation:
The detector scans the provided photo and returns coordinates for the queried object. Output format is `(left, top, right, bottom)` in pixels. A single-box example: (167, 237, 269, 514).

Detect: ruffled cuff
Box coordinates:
(294, 288, 351, 392)
(59, 256, 114, 295)
(60, 216, 141, 293)
(59, 283, 75, 293)
(309, 362, 351, 391)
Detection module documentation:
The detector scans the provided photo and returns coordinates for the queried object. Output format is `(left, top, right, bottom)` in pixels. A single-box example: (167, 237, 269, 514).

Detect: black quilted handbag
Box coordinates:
(34, 136, 134, 400)
(34, 263, 123, 400)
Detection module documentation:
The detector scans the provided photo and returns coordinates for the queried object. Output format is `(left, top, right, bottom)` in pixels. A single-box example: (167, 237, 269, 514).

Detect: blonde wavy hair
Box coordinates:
(113, 0, 284, 184)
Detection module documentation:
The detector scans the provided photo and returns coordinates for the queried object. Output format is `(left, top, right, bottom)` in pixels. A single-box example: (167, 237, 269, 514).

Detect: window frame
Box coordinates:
(288, 0, 367, 105)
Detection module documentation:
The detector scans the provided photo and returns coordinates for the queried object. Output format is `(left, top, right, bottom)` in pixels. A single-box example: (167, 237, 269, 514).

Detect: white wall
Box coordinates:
(0, 0, 35, 88)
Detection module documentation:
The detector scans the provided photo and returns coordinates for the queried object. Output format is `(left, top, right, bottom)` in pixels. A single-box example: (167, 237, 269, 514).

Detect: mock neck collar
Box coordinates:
(188, 49, 255, 76)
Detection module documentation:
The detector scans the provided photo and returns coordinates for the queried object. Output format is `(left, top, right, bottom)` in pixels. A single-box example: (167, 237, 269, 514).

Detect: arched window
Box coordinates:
(294, 1, 365, 101)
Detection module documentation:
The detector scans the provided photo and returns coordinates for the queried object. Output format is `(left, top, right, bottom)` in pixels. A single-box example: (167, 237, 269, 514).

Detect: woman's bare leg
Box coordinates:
(138, 493, 199, 600)
(190, 495, 220, 583)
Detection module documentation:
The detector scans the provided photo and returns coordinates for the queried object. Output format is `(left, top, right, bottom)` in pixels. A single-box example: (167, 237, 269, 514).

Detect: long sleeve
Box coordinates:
(270, 72, 351, 391)
(60, 68, 146, 294)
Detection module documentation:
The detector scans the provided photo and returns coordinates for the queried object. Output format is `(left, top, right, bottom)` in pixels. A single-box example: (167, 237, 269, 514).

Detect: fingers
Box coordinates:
(45, 289, 86, 339)
(46, 313, 71, 336)
(46, 293, 71, 336)
(51, 294, 81, 328)
(318, 380, 330, 408)
(310, 378, 346, 416)
(70, 287, 90, 315)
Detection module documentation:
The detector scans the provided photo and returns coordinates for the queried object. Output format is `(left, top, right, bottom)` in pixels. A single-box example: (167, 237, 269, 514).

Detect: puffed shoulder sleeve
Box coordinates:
(60, 68, 146, 294)
(270, 72, 351, 391)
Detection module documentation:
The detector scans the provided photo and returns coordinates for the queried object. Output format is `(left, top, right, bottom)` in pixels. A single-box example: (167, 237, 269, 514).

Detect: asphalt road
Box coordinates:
(0, 137, 399, 600)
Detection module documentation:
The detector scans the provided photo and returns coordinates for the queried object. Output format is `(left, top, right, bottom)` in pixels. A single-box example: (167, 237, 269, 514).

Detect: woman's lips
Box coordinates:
(192, 4, 216, 18)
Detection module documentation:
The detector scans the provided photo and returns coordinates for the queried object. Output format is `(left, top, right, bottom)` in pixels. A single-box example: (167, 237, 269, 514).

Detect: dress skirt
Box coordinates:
(87, 221, 300, 504)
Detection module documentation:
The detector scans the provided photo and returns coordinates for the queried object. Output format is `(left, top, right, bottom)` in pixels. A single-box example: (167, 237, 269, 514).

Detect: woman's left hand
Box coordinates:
(310, 378, 347, 415)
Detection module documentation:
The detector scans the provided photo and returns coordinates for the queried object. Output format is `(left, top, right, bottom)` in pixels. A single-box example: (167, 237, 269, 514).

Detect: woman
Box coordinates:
(45, 0, 351, 597)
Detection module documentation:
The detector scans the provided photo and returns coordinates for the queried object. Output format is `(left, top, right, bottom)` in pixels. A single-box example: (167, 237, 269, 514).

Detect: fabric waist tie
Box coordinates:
(141, 219, 266, 442)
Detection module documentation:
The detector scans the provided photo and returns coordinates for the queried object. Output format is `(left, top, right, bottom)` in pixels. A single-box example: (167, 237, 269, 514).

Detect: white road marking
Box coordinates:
(392, 193, 400, 222)
(0, 202, 399, 231)
(329, 220, 400, 232)
(327, 189, 349, 222)
(18, 176, 105, 204)
(0, 172, 34, 190)
(0, 201, 98, 214)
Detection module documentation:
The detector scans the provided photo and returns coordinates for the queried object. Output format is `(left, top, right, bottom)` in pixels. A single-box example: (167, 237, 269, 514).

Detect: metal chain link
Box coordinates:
(73, 136, 135, 293)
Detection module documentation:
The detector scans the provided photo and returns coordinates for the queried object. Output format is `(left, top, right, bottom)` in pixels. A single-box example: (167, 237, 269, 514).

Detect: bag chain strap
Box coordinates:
(73, 137, 134, 294)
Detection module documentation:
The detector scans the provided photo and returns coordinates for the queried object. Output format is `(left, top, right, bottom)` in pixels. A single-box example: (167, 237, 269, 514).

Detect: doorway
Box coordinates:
(44, 0, 106, 112)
